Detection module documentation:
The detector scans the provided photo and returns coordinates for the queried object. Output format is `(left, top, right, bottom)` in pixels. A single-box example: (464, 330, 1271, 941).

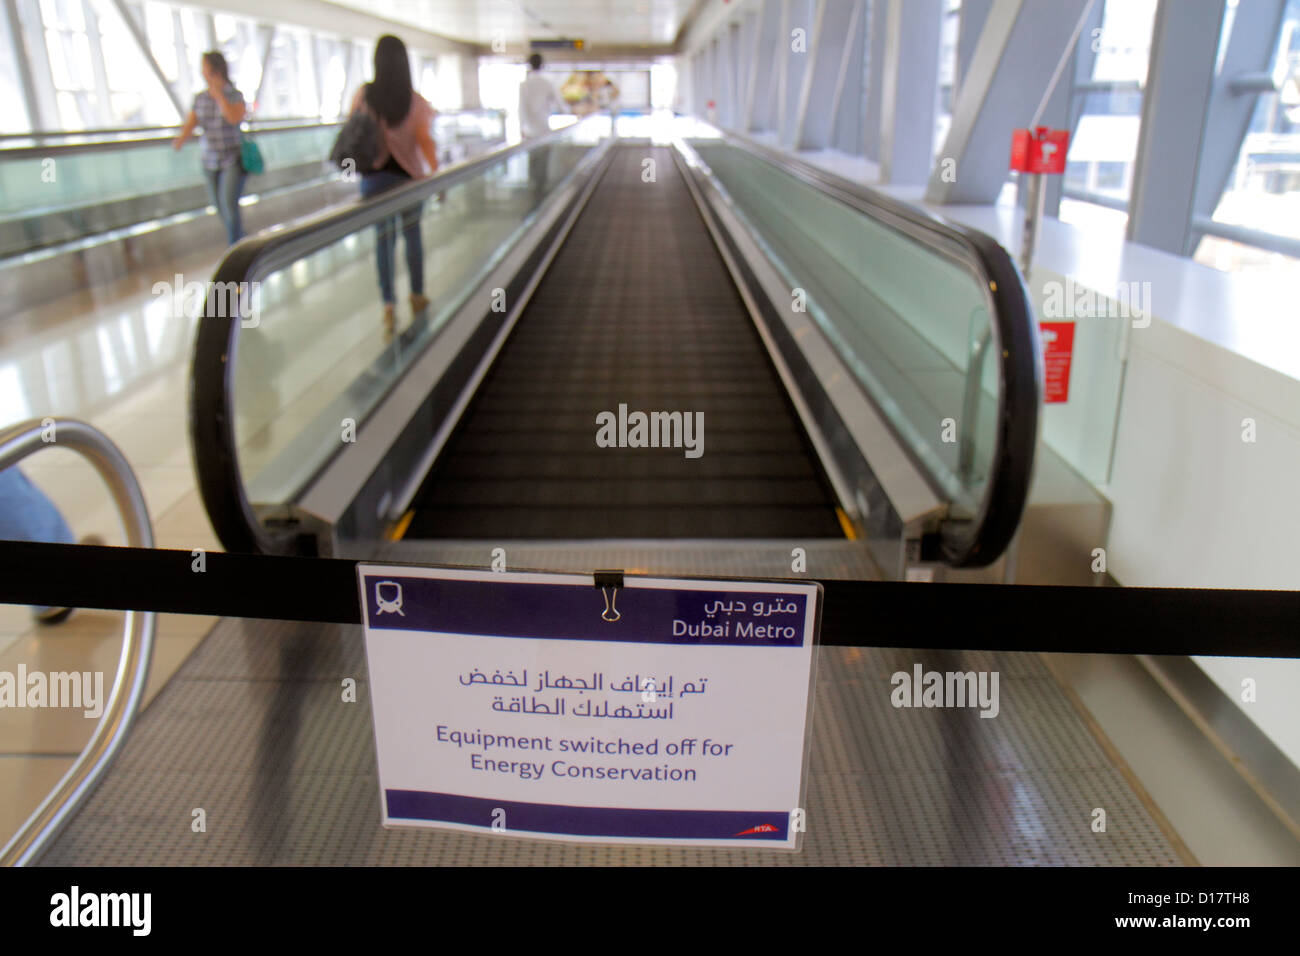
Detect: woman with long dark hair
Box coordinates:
(350, 34, 439, 330)
(173, 51, 248, 245)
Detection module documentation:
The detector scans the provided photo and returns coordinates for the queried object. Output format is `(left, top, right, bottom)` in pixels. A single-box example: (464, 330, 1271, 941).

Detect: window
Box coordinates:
(13, 0, 445, 131)
(1194, 0, 1300, 273)
(41, 0, 99, 129)
(933, 0, 961, 161)
(1057, 0, 1159, 229)
(213, 12, 266, 110)
(0, 1, 33, 131)
(260, 28, 318, 118)
(94, 0, 176, 125)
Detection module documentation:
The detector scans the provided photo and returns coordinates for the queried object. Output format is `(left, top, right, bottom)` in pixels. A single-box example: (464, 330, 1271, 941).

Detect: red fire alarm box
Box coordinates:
(1010, 127, 1069, 174)
(1039, 321, 1074, 403)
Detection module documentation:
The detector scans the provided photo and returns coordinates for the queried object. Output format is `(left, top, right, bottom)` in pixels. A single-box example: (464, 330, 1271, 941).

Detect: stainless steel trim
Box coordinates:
(0, 418, 157, 867)
(1141, 654, 1300, 838)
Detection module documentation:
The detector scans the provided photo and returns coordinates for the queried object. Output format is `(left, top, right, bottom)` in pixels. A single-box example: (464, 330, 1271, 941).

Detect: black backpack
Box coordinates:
(330, 90, 381, 173)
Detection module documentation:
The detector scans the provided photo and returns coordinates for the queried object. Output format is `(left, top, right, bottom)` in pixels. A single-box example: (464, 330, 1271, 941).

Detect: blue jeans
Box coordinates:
(205, 163, 247, 245)
(0, 466, 74, 615)
(360, 170, 424, 306)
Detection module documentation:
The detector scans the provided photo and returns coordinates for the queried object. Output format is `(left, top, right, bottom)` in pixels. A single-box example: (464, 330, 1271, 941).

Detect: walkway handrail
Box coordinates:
(706, 129, 1042, 568)
(190, 119, 599, 555)
(0, 109, 509, 156)
(0, 119, 343, 157)
(0, 418, 156, 867)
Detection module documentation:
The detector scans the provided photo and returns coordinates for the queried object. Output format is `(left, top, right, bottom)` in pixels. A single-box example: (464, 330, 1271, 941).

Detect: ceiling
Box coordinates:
(322, 0, 702, 49)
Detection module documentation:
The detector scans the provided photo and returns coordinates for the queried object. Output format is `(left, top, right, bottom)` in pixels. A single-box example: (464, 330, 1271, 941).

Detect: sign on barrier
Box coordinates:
(1040, 320, 1075, 403)
(357, 566, 822, 849)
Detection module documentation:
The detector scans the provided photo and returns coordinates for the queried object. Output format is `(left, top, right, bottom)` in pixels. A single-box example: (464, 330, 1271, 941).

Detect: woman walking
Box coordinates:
(173, 51, 248, 245)
(350, 34, 439, 331)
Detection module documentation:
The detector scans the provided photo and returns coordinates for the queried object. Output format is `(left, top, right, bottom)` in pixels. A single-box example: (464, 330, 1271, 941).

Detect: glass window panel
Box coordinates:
(1090, 0, 1158, 84)
(143, 2, 178, 82)
(1196, 0, 1300, 269)
(55, 90, 83, 128)
(934, 0, 960, 161)
(1059, 0, 1159, 216)
(0, 5, 30, 132)
(40, 0, 85, 32)
(214, 12, 237, 45)
(44, 29, 72, 89)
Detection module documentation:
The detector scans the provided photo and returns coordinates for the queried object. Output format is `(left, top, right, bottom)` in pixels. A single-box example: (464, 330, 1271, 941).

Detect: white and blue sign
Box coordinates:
(357, 565, 821, 849)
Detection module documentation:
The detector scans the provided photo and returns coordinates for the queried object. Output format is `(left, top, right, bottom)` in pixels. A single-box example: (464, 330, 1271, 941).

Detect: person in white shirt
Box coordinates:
(519, 54, 562, 198)
(520, 53, 561, 139)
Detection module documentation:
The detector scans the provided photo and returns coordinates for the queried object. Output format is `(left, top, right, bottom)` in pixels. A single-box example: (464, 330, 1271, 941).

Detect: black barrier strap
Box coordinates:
(0, 541, 1295, 658)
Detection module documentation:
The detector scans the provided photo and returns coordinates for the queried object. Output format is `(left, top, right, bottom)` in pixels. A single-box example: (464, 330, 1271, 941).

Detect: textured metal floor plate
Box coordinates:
(405, 145, 843, 540)
(40, 612, 1183, 866)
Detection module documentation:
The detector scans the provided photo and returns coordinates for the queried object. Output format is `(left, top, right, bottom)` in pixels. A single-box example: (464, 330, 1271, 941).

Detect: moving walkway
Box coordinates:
(30, 118, 1195, 865)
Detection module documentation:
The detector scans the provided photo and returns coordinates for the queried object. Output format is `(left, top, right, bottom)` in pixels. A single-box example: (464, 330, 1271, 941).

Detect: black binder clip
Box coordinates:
(594, 570, 624, 623)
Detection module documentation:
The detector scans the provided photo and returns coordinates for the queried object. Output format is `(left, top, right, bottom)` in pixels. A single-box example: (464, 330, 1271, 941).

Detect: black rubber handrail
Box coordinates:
(702, 130, 1042, 568)
(0, 109, 505, 142)
(0, 116, 329, 138)
(0, 109, 507, 156)
(0, 120, 344, 157)
(190, 122, 594, 555)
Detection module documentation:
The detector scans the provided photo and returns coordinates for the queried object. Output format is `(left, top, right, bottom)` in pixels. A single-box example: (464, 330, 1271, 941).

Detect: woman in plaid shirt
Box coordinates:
(173, 52, 248, 245)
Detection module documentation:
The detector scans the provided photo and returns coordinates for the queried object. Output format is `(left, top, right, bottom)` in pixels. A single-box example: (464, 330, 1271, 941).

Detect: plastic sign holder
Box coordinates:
(357, 565, 822, 849)
(1010, 126, 1069, 276)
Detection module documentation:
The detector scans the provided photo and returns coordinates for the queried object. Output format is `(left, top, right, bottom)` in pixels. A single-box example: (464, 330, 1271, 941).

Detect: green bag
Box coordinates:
(240, 134, 264, 175)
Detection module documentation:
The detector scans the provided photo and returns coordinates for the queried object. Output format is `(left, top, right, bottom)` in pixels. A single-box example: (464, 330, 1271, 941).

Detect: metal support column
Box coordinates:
(878, 0, 943, 185)
(795, 0, 860, 151)
(1126, 0, 1227, 255)
(924, 0, 1093, 204)
(1187, 0, 1287, 254)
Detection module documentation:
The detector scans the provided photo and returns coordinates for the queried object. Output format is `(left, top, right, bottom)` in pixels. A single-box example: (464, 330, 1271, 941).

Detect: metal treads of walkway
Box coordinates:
(404, 145, 843, 539)
(38, 616, 1185, 866)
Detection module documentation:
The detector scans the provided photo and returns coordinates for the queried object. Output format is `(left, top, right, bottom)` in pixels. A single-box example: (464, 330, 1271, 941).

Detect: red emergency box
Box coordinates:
(1010, 127, 1069, 174)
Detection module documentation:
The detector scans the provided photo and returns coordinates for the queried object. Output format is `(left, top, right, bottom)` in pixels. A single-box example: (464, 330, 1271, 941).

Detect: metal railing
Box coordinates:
(704, 129, 1042, 568)
(190, 119, 599, 555)
(0, 418, 156, 867)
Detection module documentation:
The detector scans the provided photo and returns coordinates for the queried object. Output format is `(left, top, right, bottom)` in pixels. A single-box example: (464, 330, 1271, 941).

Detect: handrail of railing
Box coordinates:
(0, 418, 156, 867)
(0, 116, 333, 139)
(706, 129, 1042, 568)
(0, 109, 508, 149)
(190, 119, 597, 555)
(0, 119, 345, 158)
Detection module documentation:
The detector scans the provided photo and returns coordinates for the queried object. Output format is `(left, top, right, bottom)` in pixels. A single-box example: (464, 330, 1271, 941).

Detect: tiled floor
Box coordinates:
(0, 241, 226, 847)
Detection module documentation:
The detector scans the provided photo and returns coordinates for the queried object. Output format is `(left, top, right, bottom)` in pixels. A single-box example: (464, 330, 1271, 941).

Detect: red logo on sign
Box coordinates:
(1040, 321, 1074, 403)
(735, 823, 779, 836)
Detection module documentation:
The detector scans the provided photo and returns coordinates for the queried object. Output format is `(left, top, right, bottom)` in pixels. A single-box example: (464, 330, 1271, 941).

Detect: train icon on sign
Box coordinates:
(374, 581, 404, 616)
